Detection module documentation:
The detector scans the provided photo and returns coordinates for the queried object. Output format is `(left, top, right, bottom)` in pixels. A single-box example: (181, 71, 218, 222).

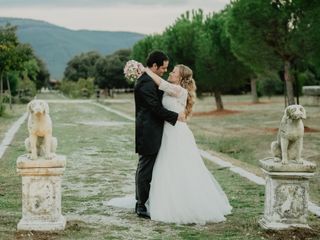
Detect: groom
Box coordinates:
(134, 50, 185, 218)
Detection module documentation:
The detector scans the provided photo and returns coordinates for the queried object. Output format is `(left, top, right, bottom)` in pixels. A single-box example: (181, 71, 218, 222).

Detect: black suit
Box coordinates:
(134, 72, 178, 206)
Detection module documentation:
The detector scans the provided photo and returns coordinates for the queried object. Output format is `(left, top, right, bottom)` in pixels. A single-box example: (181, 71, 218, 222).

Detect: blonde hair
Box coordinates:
(176, 64, 196, 118)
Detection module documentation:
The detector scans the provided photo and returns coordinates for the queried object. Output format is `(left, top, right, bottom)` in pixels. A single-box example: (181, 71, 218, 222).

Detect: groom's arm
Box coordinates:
(139, 79, 178, 126)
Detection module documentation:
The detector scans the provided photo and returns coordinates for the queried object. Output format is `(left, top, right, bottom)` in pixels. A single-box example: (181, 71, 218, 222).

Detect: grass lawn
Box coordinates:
(0, 93, 319, 239)
(0, 104, 27, 141)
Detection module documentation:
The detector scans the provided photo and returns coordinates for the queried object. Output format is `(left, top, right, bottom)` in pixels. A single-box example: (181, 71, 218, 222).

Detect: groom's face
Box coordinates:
(153, 60, 169, 77)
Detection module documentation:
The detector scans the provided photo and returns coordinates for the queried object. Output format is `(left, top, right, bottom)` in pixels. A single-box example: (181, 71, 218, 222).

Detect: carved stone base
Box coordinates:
(259, 158, 316, 230)
(259, 217, 310, 230)
(17, 216, 66, 231)
(16, 154, 66, 231)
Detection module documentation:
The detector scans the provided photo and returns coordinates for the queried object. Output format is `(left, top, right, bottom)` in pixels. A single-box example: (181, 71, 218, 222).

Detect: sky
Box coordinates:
(0, 0, 230, 34)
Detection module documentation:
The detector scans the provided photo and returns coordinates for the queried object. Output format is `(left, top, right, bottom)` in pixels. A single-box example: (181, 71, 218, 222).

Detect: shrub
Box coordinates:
(58, 80, 77, 97)
(258, 77, 283, 97)
(59, 78, 95, 98)
(16, 78, 37, 103)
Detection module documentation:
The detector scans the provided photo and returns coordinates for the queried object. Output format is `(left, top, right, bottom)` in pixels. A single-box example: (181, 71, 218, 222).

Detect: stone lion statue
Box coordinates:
(271, 105, 306, 164)
(25, 100, 57, 160)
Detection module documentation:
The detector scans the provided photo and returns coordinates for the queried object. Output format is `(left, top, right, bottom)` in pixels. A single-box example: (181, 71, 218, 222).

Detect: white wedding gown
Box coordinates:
(107, 79, 232, 225)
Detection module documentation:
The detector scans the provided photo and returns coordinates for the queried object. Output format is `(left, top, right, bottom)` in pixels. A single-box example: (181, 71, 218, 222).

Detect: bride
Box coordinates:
(144, 64, 232, 224)
(108, 64, 232, 225)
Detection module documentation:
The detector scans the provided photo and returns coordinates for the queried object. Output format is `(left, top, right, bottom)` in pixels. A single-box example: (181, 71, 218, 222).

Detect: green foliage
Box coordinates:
(132, 10, 206, 76)
(0, 23, 49, 105)
(227, 0, 320, 103)
(227, 0, 281, 75)
(64, 51, 101, 81)
(164, 9, 204, 70)
(95, 49, 132, 89)
(131, 34, 167, 65)
(0, 24, 35, 113)
(17, 77, 36, 96)
(22, 58, 39, 82)
(0, 24, 18, 78)
(77, 78, 95, 98)
(58, 80, 77, 97)
(298, 69, 320, 87)
(0, 24, 34, 75)
(195, 10, 251, 93)
(257, 75, 284, 97)
(34, 56, 50, 90)
(16, 76, 36, 103)
(64, 49, 132, 91)
(6, 72, 19, 96)
(59, 78, 95, 98)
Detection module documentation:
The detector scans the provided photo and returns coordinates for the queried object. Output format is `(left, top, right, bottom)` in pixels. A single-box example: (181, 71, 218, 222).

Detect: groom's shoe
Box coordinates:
(136, 203, 150, 219)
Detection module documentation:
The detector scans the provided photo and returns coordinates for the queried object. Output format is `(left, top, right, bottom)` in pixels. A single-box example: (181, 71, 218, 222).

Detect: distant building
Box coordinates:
(49, 79, 60, 89)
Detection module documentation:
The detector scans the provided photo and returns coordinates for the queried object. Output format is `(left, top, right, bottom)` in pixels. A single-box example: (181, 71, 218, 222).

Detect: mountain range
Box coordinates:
(0, 17, 145, 79)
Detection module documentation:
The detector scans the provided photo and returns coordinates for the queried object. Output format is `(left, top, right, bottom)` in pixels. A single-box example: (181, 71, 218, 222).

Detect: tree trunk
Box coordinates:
(250, 77, 259, 103)
(295, 74, 300, 105)
(6, 73, 12, 110)
(283, 80, 288, 107)
(284, 60, 295, 105)
(214, 90, 224, 111)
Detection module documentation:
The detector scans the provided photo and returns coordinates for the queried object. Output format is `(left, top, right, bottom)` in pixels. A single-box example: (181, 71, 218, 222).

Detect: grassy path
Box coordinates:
(0, 104, 26, 141)
(0, 95, 319, 239)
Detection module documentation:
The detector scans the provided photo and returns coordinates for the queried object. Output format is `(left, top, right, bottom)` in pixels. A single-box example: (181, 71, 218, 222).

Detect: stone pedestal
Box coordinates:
(16, 154, 66, 231)
(259, 157, 316, 230)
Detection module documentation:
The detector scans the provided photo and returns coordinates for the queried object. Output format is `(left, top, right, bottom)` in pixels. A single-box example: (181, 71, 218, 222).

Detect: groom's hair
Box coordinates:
(146, 50, 169, 68)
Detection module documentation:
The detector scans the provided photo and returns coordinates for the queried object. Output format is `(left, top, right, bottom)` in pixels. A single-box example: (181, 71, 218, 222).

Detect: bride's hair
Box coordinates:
(177, 64, 196, 118)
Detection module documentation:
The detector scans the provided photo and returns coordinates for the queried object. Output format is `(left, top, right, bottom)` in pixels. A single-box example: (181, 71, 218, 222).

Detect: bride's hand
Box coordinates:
(178, 111, 186, 122)
(144, 67, 162, 86)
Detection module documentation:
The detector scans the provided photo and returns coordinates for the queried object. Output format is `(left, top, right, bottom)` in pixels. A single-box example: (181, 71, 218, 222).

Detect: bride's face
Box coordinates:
(168, 67, 181, 84)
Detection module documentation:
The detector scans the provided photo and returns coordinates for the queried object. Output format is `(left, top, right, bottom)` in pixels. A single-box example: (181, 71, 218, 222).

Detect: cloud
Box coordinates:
(0, 0, 230, 34)
(0, 0, 226, 8)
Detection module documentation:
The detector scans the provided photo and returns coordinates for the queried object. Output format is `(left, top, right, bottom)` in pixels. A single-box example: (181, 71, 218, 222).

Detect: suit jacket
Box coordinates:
(134, 73, 178, 155)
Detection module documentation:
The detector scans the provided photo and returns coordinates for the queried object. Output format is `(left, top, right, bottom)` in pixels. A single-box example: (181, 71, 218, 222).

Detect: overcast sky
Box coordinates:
(0, 0, 230, 34)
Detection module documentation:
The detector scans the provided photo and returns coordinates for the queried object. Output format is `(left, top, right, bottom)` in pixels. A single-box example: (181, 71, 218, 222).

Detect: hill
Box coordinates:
(0, 17, 145, 79)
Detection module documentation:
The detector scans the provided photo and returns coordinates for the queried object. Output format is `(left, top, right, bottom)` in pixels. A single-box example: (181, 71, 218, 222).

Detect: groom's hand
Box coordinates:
(178, 111, 186, 122)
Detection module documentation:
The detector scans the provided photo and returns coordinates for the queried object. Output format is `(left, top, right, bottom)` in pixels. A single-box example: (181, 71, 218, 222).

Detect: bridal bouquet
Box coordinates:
(123, 60, 144, 83)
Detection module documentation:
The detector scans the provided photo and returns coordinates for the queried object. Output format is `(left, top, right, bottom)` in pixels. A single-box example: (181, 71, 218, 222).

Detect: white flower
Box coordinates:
(123, 60, 145, 83)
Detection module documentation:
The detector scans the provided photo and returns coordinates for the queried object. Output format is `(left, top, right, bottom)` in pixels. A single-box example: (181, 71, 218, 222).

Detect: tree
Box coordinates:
(195, 10, 250, 110)
(0, 24, 19, 109)
(0, 24, 33, 111)
(64, 51, 102, 81)
(164, 9, 204, 71)
(34, 56, 50, 90)
(227, 0, 320, 105)
(131, 10, 205, 78)
(131, 34, 167, 64)
(95, 49, 132, 94)
(22, 58, 39, 83)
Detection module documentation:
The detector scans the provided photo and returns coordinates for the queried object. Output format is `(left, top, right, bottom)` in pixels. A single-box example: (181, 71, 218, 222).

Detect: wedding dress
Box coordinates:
(148, 79, 232, 224)
(107, 79, 232, 225)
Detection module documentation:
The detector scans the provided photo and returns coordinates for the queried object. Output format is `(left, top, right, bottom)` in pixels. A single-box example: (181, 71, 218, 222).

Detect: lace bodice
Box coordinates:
(159, 79, 188, 113)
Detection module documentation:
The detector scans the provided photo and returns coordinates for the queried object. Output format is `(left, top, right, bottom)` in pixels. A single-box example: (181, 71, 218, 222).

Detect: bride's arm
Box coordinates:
(145, 68, 162, 86)
(145, 68, 182, 97)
